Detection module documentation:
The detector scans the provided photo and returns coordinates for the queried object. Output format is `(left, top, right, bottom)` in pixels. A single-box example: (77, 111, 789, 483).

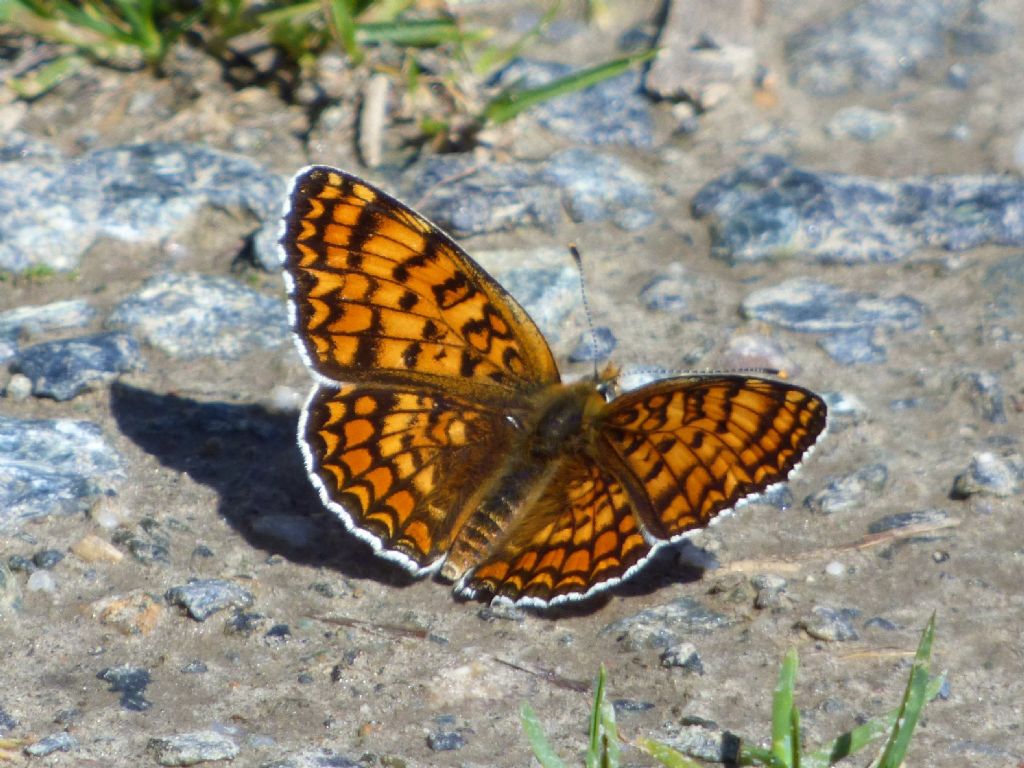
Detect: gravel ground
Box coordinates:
(1, 0, 1022, 765)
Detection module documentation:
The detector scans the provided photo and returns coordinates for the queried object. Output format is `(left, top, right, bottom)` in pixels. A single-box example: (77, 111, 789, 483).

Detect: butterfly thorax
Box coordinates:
(439, 380, 607, 582)
(521, 380, 607, 460)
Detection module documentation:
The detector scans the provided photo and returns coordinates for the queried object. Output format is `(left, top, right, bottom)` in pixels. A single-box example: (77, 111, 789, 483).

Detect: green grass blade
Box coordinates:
(806, 674, 946, 766)
(875, 615, 936, 768)
(256, 1, 318, 27)
(356, 18, 466, 47)
(771, 648, 797, 766)
(472, 0, 560, 76)
(358, 0, 414, 23)
(112, 0, 164, 61)
(585, 665, 607, 768)
(739, 743, 790, 767)
(790, 704, 801, 768)
(326, 0, 363, 63)
(598, 681, 620, 768)
(6, 53, 86, 98)
(635, 737, 705, 768)
(481, 47, 656, 126)
(520, 701, 567, 768)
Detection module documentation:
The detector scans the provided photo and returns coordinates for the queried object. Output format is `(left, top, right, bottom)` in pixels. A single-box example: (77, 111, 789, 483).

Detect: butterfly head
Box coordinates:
(595, 362, 622, 401)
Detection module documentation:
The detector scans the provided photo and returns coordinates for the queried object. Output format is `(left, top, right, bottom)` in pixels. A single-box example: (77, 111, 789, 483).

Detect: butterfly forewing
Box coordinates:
(281, 167, 559, 402)
(597, 376, 827, 539)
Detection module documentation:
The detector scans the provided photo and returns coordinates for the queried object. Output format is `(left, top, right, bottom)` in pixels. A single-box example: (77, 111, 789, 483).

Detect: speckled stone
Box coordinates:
(960, 372, 1007, 423)
(826, 106, 903, 142)
(798, 606, 861, 642)
(785, 0, 970, 96)
(0, 142, 284, 273)
(0, 417, 123, 533)
(0, 299, 96, 363)
(660, 642, 703, 672)
(804, 463, 888, 515)
(31, 549, 64, 569)
(107, 272, 288, 359)
(743, 279, 921, 365)
(868, 508, 949, 534)
(540, 148, 655, 231)
(12, 332, 141, 400)
(97, 665, 152, 711)
(147, 730, 239, 766)
(165, 579, 255, 621)
(694, 155, 1024, 265)
(24, 732, 78, 756)
(403, 151, 655, 237)
(601, 596, 732, 651)
(951, 451, 1023, 498)
(403, 154, 561, 236)
(651, 721, 740, 763)
(426, 730, 466, 751)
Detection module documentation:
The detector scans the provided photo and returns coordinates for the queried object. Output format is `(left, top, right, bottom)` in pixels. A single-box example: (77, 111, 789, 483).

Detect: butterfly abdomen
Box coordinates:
(439, 382, 605, 581)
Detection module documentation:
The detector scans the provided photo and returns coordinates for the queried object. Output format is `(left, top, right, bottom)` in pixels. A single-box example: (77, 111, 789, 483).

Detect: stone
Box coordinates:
(107, 272, 288, 359)
(12, 332, 141, 400)
(805, 463, 889, 515)
(165, 579, 255, 621)
(693, 155, 1024, 265)
(147, 730, 239, 766)
(0, 417, 123, 533)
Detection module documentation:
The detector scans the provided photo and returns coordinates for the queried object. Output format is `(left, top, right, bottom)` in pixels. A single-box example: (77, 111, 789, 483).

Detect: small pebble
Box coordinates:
(951, 452, 1022, 498)
(95, 592, 163, 636)
(7, 555, 34, 574)
(147, 730, 239, 766)
(98, 665, 152, 711)
(165, 579, 254, 621)
(4, 373, 31, 400)
(71, 534, 124, 563)
(27, 570, 56, 593)
(798, 606, 860, 642)
(263, 624, 292, 644)
(660, 642, 703, 673)
(824, 561, 846, 577)
(24, 732, 77, 756)
(426, 731, 466, 751)
(32, 549, 65, 569)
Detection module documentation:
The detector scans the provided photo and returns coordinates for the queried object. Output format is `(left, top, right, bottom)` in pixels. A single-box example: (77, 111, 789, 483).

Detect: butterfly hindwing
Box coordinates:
(300, 383, 517, 571)
(458, 455, 651, 604)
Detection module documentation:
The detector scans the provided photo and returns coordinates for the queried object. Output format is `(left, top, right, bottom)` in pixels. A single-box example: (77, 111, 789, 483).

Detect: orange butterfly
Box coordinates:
(279, 166, 827, 607)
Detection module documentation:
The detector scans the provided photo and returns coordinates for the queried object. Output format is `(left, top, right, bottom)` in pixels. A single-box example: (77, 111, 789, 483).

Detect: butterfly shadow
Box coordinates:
(108, 382, 416, 589)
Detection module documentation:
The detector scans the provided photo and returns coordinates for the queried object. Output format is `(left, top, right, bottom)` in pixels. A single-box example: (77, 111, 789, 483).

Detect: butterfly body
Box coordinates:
(281, 166, 827, 606)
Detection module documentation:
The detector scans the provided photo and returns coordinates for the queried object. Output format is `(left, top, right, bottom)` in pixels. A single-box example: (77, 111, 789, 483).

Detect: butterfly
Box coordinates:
(279, 166, 827, 607)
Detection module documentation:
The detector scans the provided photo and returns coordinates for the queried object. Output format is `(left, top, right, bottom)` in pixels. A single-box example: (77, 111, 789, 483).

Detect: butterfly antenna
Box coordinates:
(635, 365, 785, 379)
(569, 244, 600, 379)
